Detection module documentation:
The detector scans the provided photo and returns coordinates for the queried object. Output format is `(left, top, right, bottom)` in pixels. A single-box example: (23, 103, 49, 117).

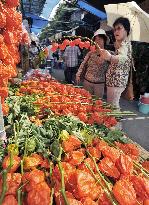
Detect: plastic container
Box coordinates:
(140, 93, 149, 104)
(140, 97, 149, 104)
(138, 102, 149, 114)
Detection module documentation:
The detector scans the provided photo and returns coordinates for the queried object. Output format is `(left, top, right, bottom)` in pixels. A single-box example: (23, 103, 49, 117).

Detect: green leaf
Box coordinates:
(103, 129, 129, 143)
(26, 137, 36, 152)
(50, 140, 60, 158)
(7, 113, 13, 124)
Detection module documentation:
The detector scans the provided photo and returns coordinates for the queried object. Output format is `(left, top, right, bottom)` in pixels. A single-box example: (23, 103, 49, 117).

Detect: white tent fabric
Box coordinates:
(104, 1, 149, 43)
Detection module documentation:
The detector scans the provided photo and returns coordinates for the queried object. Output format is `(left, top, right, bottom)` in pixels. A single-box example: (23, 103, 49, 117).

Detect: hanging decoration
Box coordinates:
(50, 36, 99, 53)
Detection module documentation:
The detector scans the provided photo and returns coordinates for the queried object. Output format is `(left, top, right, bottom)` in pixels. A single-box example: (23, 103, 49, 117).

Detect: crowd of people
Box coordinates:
(25, 17, 133, 109)
(71, 17, 132, 109)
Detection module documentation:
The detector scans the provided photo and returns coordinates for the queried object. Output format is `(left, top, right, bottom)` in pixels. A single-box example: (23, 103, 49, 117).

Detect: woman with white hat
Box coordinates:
(76, 29, 109, 98)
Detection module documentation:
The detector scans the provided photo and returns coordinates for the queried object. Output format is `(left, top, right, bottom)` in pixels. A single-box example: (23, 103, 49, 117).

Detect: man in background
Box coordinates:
(64, 45, 81, 84)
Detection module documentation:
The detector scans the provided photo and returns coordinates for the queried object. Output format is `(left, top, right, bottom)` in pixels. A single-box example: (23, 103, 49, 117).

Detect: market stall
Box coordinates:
(0, 68, 149, 204)
(0, 1, 149, 205)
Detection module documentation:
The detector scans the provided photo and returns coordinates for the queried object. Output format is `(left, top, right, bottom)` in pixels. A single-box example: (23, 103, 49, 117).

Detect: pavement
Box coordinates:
(120, 99, 149, 151)
(51, 68, 149, 151)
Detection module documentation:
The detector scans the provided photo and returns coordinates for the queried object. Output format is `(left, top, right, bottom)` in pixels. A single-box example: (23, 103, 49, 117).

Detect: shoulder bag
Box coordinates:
(121, 42, 135, 101)
(122, 66, 134, 100)
(80, 53, 90, 81)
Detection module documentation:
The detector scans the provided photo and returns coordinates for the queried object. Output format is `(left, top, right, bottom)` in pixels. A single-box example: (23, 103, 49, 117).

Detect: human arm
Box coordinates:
(76, 52, 91, 84)
(77, 47, 81, 56)
(63, 48, 68, 64)
(99, 41, 129, 64)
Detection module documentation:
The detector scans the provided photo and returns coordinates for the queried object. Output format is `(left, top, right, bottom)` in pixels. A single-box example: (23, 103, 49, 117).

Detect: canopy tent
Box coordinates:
(83, 0, 145, 13)
(21, 0, 46, 16)
(24, 13, 49, 34)
(21, 0, 51, 34)
(77, 0, 107, 20)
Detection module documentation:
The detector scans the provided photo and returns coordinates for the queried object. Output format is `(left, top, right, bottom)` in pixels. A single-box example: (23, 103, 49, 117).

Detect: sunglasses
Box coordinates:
(113, 26, 124, 32)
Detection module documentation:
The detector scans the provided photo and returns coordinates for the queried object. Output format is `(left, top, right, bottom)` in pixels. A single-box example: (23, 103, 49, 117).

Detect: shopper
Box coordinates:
(64, 45, 81, 84)
(29, 41, 40, 69)
(99, 17, 132, 108)
(46, 41, 55, 72)
(76, 29, 109, 98)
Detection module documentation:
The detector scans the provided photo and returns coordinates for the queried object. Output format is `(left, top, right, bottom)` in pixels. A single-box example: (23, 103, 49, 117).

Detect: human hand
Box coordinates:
(99, 49, 111, 61)
(76, 75, 80, 85)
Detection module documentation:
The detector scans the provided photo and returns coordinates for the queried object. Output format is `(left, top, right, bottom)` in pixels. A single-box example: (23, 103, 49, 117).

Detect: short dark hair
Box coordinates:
(113, 17, 130, 36)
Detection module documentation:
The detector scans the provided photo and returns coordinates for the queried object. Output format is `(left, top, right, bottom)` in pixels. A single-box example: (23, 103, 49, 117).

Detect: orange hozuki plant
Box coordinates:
(50, 36, 98, 53)
(0, 0, 25, 116)
(1, 135, 148, 205)
(19, 80, 118, 128)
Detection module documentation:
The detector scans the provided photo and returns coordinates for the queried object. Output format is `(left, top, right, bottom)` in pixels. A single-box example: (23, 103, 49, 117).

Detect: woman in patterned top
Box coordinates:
(100, 17, 132, 109)
(76, 29, 109, 98)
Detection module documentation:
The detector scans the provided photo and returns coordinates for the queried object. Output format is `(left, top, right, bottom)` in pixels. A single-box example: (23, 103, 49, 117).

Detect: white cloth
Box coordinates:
(29, 46, 38, 55)
(107, 86, 125, 108)
(47, 45, 54, 60)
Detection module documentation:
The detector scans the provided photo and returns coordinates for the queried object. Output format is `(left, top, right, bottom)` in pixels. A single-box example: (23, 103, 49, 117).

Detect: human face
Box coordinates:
(113, 24, 128, 42)
(94, 35, 105, 49)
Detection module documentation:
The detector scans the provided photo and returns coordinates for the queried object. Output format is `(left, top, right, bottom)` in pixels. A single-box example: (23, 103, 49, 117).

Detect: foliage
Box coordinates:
(132, 42, 149, 98)
(6, 111, 129, 158)
(39, 0, 78, 40)
(0, 139, 5, 161)
(103, 129, 130, 144)
(8, 114, 60, 156)
(6, 95, 39, 124)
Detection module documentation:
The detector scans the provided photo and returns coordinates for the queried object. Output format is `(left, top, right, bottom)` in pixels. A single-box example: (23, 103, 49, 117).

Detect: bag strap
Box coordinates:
(81, 52, 91, 73)
(85, 52, 91, 65)
(129, 43, 136, 83)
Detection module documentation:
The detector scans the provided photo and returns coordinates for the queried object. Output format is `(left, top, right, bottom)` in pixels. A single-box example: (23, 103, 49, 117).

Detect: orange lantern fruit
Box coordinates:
(5, 0, 20, 8)
(2, 103, 9, 116)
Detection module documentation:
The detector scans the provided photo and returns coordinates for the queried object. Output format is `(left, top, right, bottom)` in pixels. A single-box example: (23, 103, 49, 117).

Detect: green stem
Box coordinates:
(107, 113, 136, 116)
(87, 151, 118, 205)
(33, 138, 68, 205)
(50, 162, 53, 178)
(133, 162, 149, 178)
(17, 189, 22, 205)
(50, 188, 54, 205)
(7, 152, 14, 173)
(0, 170, 7, 205)
(85, 163, 117, 205)
(10, 152, 13, 168)
(17, 181, 29, 205)
(24, 136, 28, 157)
(57, 147, 69, 205)
(57, 160, 69, 205)
(14, 123, 17, 145)
(21, 160, 24, 175)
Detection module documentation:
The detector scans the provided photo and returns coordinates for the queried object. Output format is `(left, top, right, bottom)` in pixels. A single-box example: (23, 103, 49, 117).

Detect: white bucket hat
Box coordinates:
(93, 29, 110, 44)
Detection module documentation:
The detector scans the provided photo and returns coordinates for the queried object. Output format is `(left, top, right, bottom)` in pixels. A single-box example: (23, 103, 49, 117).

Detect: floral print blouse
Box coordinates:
(106, 40, 132, 87)
(77, 51, 109, 84)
